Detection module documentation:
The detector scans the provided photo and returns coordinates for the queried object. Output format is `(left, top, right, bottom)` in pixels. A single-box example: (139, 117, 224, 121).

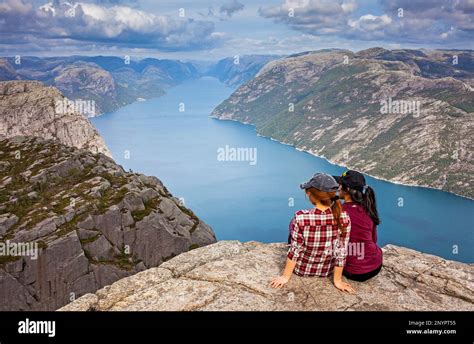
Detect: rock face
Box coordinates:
(207, 55, 282, 87)
(0, 136, 216, 310)
(0, 56, 199, 115)
(0, 80, 111, 157)
(60, 241, 473, 311)
(212, 48, 474, 199)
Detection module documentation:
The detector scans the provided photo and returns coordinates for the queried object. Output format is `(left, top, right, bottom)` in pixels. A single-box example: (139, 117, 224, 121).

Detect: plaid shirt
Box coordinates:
(288, 208, 351, 277)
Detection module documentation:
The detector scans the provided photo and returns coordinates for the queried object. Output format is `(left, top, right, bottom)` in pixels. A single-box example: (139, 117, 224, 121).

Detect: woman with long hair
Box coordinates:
(270, 173, 355, 293)
(334, 170, 383, 282)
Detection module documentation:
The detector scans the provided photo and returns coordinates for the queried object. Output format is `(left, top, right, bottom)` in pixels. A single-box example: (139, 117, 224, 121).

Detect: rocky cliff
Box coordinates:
(0, 80, 111, 157)
(211, 48, 474, 199)
(207, 55, 282, 87)
(59, 240, 473, 311)
(0, 56, 199, 114)
(0, 136, 216, 310)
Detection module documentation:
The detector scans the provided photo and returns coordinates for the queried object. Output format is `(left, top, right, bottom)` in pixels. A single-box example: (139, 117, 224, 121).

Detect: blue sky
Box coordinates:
(1, 0, 472, 60)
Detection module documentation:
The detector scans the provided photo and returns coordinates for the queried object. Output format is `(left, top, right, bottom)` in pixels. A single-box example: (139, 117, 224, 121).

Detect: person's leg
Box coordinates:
(343, 264, 382, 282)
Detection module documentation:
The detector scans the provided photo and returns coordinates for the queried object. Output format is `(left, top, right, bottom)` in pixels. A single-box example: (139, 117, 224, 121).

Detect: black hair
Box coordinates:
(341, 183, 380, 226)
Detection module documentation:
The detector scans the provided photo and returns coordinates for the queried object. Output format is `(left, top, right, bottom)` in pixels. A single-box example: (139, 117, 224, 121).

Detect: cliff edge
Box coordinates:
(0, 136, 216, 310)
(60, 241, 473, 311)
(0, 80, 111, 157)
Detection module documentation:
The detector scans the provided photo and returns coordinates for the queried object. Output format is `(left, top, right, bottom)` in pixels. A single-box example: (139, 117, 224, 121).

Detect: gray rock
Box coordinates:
(94, 206, 123, 248)
(0, 136, 216, 310)
(121, 193, 145, 212)
(139, 188, 159, 202)
(0, 80, 111, 157)
(77, 215, 95, 230)
(77, 228, 99, 241)
(83, 235, 118, 261)
(0, 213, 18, 236)
(121, 210, 134, 228)
(60, 242, 474, 312)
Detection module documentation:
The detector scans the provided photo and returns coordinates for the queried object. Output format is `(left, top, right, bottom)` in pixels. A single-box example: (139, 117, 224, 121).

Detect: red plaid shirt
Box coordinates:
(288, 207, 351, 277)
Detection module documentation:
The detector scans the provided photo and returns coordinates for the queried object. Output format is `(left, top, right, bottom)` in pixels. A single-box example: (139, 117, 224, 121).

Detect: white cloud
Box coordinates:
(260, 0, 473, 46)
(0, 0, 220, 51)
(349, 14, 392, 31)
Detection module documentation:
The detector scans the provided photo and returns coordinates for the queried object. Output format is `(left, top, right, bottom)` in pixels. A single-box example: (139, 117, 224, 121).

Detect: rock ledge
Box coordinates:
(59, 241, 473, 311)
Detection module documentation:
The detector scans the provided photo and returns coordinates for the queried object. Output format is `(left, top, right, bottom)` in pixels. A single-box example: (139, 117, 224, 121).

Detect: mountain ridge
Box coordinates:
(211, 48, 474, 199)
(0, 55, 283, 115)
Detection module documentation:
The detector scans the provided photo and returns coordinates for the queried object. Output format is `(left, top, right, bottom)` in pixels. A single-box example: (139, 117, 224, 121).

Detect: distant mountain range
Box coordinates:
(212, 48, 474, 199)
(0, 55, 282, 115)
(206, 55, 282, 87)
(0, 81, 216, 310)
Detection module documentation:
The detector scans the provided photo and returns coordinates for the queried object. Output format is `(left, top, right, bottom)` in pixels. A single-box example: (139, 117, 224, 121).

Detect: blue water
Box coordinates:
(92, 77, 474, 263)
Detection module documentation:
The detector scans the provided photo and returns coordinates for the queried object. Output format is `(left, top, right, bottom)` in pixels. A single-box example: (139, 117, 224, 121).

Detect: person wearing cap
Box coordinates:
(270, 173, 355, 293)
(334, 170, 383, 282)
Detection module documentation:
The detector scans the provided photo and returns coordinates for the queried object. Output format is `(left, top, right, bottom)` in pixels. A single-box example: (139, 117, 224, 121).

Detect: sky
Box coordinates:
(0, 0, 472, 60)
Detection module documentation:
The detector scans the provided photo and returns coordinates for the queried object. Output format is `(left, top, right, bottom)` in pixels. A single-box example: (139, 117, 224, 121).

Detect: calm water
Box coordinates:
(92, 77, 474, 263)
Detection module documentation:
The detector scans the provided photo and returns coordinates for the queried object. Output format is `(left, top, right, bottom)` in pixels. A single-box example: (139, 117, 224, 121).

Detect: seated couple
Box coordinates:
(270, 170, 383, 293)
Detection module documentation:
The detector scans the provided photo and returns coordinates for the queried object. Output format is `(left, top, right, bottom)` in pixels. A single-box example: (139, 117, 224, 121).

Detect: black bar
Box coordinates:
(0, 312, 472, 342)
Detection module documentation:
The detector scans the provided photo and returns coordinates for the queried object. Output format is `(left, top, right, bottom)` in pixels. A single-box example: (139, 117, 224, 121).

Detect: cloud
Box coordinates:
(259, 0, 473, 46)
(259, 0, 357, 36)
(0, 0, 220, 52)
(219, 0, 244, 17)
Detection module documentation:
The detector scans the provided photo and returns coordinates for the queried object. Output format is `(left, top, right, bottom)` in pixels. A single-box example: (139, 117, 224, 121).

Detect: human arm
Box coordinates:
(270, 215, 304, 288)
(333, 266, 355, 293)
(270, 258, 297, 288)
(333, 213, 356, 293)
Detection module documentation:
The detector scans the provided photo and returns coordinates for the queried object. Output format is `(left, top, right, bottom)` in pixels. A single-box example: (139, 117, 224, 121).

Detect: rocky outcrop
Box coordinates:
(0, 56, 200, 115)
(207, 55, 282, 87)
(52, 62, 117, 115)
(0, 136, 216, 310)
(212, 49, 474, 198)
(60, 241, 473, 311)
(0, 80, 111, 157)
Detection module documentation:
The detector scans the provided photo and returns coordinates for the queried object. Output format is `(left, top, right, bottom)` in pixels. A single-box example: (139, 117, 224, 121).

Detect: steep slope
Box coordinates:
(0, 56, 200, 115)
(51, 61, 117, 115)
(0, 59, 18, 81)
(207, 55, 282, 87)
(60, 241, 474, 311)
(211, 49, 474, 198)
(0, 80, 111, 157)
(0, 136, 216, 310)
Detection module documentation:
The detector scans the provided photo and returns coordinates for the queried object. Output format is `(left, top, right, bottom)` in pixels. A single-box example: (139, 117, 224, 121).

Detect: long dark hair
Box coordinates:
(306, 188, 345, 231)
(341, 184, 380, 225)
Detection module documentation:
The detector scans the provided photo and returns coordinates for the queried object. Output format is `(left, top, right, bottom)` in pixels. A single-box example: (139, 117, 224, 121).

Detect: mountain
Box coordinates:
(0, 56, 200, 115)
(60, 241, 474, 311)
(211, 48, 474, 199)
(0, 80, 111, 157)
(0, 54, 282, 115)
(0, 59, 18, 81)
(0, 135, 216, 310)
(207, 55, 283, 87)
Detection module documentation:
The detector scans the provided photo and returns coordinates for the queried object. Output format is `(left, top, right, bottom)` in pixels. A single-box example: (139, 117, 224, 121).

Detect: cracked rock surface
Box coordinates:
(60, 241, 474, 311)
(0, 136, 216, 311)
(0, 80, 111, 157)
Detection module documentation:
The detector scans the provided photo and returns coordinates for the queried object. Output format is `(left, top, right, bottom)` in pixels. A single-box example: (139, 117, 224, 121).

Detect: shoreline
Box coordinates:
(210, 115, 474, 201)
